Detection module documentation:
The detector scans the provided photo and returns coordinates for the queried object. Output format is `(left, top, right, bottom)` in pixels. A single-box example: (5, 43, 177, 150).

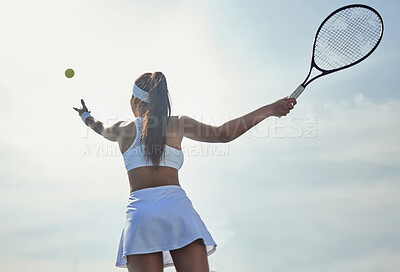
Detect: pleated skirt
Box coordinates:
(115, 185, 217, 268)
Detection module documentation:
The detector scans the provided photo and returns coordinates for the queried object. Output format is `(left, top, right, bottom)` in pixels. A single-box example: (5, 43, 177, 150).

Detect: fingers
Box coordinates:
(74, 99, 87, 115)
(281, 97, 296, 117)
(284, 97, 296, 110)
(272, 97, 297, 118)
(73, 107, 83, 115)
(81, 98, 86, 108)
(284, 97, 297, 105)
(278, 112, 288, 118)
(277, 108, 290, 117)
(81, 98, 90, 112)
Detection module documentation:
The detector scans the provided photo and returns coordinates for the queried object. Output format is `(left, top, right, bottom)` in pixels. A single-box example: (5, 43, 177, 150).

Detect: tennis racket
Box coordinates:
(290, 4, 384, 99)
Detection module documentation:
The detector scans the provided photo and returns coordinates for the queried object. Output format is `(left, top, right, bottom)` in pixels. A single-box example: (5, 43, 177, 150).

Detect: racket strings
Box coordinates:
(318, 14, 374, 67)
(314, 7, 382, 71)
(321, 16, 366, 66)
(319, 11, 374, 61)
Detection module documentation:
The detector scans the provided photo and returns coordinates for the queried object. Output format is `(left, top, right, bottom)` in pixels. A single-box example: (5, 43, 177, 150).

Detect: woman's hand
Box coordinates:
(73, 99, 91, 116)
(268, 97, 297, 117)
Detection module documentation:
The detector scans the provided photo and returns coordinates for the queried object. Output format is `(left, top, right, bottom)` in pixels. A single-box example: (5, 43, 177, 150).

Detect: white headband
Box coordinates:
(132, 84, 149, 103)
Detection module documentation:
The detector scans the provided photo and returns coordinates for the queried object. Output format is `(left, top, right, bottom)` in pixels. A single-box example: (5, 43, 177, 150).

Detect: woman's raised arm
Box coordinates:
(179, 97, 296, 143)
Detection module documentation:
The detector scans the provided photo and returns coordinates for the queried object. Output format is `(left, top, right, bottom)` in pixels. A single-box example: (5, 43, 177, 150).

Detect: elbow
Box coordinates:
(217, 126, 232, 143)
(219, 137, 231, 143)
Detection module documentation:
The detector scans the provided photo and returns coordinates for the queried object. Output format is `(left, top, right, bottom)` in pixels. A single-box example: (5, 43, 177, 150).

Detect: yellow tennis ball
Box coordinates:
(65, 68, 75, 78)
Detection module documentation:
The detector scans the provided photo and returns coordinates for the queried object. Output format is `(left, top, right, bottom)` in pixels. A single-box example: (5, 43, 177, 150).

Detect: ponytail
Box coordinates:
(135, 72, 171, 166)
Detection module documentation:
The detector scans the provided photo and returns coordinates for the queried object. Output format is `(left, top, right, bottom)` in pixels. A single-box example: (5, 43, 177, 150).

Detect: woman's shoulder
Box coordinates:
(167, 115, 186, 135)
(169, 115, 199, 130)
(120, 119, 136, 127)
(169, 115, 191, 127)
(169, 115, 180, 122)
(118, 120, 137, 136)
(168, 115, 179, 128)
(171, 115, 191, 124)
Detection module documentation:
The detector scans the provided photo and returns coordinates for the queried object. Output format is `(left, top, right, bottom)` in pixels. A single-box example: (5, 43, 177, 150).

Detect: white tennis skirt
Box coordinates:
(115, 185, 217, 268)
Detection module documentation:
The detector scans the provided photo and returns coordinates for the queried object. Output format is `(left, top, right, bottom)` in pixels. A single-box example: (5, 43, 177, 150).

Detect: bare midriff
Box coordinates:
(127, 166, 180, 193)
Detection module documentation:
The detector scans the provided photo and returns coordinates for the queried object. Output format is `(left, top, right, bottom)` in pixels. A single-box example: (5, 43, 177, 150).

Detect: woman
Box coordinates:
(73, 72, 296, 271)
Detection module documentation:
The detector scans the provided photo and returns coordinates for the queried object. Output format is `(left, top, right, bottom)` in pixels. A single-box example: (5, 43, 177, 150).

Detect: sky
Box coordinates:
(0, 0, 399, 271)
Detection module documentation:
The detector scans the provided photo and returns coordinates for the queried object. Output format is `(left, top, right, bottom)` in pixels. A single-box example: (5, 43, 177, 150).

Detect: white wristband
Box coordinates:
(81, 112, 93, 126)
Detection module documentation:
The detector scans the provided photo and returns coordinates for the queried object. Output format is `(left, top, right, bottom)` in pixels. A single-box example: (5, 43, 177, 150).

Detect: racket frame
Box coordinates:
(290, 4, 384, 99)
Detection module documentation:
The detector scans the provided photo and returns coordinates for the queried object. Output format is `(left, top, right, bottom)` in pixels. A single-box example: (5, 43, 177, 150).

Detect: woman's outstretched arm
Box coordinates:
(179, 97, 296, 143)
(73, 99, 125, 142)
(85, 118, 125, 142)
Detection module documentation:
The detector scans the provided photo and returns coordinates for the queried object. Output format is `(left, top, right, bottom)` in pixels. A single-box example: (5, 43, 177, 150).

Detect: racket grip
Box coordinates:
(289, 85, 305, 99)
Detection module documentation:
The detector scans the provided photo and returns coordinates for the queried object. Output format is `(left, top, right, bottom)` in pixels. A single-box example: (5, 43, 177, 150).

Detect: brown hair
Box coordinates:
(134, 72, 171, 166)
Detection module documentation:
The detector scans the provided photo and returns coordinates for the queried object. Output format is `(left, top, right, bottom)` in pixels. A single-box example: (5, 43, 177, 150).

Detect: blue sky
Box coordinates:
(0, 0, 399, 271)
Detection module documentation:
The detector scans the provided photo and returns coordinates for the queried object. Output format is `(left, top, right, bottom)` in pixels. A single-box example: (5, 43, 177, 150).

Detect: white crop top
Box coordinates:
(122, 117, 184, 172)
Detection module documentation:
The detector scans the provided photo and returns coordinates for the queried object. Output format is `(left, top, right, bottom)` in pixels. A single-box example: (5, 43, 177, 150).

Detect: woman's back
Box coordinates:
(120, 116, 184, 193)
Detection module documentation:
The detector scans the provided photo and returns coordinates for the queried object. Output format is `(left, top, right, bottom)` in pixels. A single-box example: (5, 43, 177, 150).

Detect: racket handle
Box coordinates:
(289, 85, 305, 99)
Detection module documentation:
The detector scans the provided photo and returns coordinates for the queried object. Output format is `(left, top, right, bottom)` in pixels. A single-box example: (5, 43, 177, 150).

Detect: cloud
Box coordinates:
(317, 93, 400, 167)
